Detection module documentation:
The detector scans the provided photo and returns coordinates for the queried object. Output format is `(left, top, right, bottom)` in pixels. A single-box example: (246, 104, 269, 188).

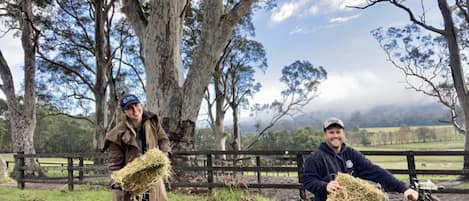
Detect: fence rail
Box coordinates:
(10, 150, 469, 199)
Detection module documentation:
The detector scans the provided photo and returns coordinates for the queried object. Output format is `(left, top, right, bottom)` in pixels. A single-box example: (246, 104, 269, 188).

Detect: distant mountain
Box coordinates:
(238, 102, 450, 132)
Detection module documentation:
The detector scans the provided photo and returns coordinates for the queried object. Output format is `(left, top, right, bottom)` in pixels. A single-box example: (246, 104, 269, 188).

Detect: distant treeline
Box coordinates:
(0, 103, 458, 153)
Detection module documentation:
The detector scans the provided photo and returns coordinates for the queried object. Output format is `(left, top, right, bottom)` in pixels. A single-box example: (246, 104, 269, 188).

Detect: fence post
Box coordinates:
(68, 157, 74, 191)
(256, 156, 261, 184)
(14, 152, 25, 189)
(406, 151, 417, 185)
(296, 153, 306, 200)
(207, 154, 213, 193)
(78, 157, 84, 182)
(256, 156, 261, 193)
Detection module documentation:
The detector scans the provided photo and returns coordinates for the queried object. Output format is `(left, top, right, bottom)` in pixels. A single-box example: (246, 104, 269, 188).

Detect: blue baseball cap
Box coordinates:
(120, 94, 140, 110)
(323, 117, 344, 130)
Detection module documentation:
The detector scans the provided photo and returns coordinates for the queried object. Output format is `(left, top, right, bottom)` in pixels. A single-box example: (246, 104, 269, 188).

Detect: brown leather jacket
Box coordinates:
(104, 111, 171, 201)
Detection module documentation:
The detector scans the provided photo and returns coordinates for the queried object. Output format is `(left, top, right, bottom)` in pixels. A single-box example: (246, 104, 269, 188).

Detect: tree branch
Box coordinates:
(41, 112, 95, 125)
(354, 0, 445, 34)
(121, 0, 148, 40)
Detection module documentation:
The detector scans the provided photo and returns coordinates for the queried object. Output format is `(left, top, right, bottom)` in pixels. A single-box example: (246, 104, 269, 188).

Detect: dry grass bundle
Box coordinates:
(111, 148, 171, 195)
(327, 172, 386, 201)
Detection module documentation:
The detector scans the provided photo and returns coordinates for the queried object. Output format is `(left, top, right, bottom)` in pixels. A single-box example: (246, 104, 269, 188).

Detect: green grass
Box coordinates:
(361, 125, 454, 133)
(0, 185, 111, 201)
(0, 186, 269, 201)
(355, 141, 464, 151)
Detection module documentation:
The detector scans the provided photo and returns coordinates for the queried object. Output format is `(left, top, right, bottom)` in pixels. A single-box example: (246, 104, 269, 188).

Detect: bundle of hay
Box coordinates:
(327, 173, 386, 201)
(111, 148, 171, 195)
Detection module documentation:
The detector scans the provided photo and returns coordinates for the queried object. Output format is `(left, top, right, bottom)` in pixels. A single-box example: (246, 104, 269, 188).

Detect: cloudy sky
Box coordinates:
(249, 0, 443, 113)
(0, 0, 443, 116)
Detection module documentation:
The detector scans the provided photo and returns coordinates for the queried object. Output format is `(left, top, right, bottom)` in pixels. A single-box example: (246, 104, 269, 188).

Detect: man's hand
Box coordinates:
(404, 188, 418, 201)
(326, 181, 342, 193)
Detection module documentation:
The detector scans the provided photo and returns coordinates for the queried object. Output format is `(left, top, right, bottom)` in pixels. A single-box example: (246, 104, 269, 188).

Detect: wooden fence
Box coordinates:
(10, 150, 469, 199)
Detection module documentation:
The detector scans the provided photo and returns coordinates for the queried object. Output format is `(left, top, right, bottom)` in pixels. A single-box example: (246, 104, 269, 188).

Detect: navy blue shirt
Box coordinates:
(302, 142, 408, 201)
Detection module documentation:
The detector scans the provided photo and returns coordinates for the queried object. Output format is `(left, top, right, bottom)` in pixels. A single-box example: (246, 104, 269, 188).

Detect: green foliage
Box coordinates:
(34, 106, 93, 153)
(0, 186, 271, 201)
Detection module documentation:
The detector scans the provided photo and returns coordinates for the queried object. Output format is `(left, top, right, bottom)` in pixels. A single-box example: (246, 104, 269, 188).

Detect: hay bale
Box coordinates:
(327, 172, 386, 201)
(111, 148, 171, 195)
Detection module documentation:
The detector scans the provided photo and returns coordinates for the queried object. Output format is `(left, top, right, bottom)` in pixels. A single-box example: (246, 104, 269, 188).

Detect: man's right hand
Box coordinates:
(404, 188, 418, 201)
(326, 181, 342, 193)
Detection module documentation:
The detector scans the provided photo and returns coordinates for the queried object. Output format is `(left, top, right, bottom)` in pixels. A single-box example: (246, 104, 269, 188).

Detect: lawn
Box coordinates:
(361, 125, 454, 133)
(0, 185, 269, 201)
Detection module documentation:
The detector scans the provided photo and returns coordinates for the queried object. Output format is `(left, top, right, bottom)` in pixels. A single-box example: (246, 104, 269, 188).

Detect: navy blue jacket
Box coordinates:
(302, 142, 408, 201)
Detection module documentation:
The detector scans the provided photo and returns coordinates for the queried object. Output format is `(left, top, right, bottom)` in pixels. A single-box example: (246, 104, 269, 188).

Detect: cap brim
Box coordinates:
(122, 100, 140, 110)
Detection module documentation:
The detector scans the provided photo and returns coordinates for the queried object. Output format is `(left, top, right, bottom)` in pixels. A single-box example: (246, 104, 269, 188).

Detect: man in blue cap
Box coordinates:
(104, 94, 171, 201)
(302, 117, 418, 201)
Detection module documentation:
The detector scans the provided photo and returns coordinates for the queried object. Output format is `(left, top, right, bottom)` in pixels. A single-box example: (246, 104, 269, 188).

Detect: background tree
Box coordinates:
(226, 37, 266, 151)
(37, 0, 144, 151)
(0, 0, 50, 176)
(203, 12, 265, 152)
(34, 106, 94, 153)
(121, 0, 264, 168)
(246, 60, 327, 149)
(362, 0, 469, 178)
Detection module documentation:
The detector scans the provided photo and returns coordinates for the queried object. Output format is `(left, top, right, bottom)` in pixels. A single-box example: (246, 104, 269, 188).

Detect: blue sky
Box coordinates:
(249, 0, 443, 113)
(0, 0, 443, 116)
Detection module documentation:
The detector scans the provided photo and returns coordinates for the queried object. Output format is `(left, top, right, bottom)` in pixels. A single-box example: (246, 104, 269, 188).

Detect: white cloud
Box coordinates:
(270, 0, 368, 23)
(289, 26, 304, 35)
(326, 0, 368, 11)
(271, 1, 308, 23)
(308, 5, 319, 15)
(308, 70, 432, 111)
(329, 14, 361, 23)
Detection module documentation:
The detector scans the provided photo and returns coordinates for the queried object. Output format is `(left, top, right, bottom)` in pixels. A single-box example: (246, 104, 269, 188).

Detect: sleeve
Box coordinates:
(302, 154, 328, 198)
(353, 150, 408, 193)
(156, 120, 171, 153)
(106, 142, 125, 171)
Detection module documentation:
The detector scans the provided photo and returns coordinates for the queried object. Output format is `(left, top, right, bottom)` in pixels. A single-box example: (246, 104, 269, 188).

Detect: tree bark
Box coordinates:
(94, 0, 108, 152)
(437, 0, 469, 179)
(214, 79, 227, 151)
(231, 104, 241, 151)
(121, 0, 256, 169)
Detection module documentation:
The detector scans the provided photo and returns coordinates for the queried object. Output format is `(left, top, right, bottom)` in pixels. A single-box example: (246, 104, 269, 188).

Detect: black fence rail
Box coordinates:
(13, 152, 108, 191)
(11, 150, 469, 198)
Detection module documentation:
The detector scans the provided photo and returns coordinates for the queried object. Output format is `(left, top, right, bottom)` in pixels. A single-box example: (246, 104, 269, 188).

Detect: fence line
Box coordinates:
(10, 150, 469, 199)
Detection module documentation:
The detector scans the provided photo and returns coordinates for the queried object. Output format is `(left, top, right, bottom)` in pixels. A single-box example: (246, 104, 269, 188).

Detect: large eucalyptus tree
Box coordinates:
(120, 0, 262, 166)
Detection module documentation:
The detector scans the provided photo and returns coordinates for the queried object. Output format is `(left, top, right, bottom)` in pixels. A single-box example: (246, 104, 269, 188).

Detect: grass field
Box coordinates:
(361, 125, 455, 133)
(0, 185, 269, 201)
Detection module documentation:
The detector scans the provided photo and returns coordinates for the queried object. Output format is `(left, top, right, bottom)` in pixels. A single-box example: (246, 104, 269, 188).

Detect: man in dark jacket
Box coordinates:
(104, 94, 171, 201)
(302, 117, 418, 201)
